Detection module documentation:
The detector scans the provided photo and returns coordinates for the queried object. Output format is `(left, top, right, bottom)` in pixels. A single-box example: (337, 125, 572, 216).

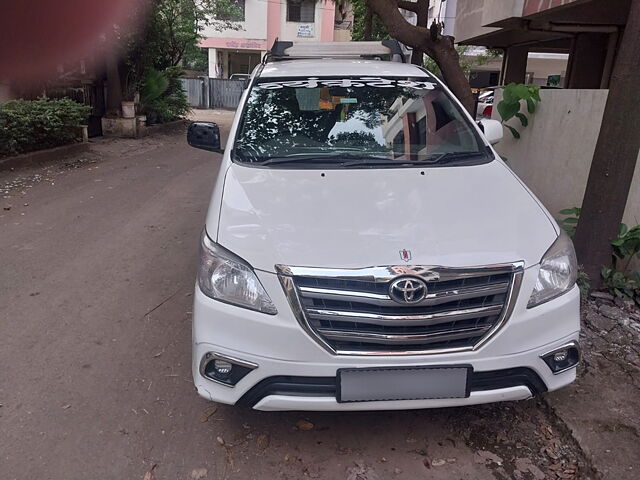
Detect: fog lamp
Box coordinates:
(199, 352, 258, 387)
(213, 359, 233, 376)
(541, 342, 580, 374)
(553, 351, 568, 363)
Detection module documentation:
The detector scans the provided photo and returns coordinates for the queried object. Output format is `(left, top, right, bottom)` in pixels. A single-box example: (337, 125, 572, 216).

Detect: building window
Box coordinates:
(287, 0, 315, 23)
(216, 0, 245, 21)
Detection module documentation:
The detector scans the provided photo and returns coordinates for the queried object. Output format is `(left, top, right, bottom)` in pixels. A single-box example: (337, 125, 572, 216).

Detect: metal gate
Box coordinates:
(181, 78, 245, 109)
(209, 79, 245, 109)
(181, 77, 209, 109)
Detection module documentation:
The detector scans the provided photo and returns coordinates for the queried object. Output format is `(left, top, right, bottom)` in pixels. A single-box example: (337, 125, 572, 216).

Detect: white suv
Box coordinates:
(187, 41, 580, 411)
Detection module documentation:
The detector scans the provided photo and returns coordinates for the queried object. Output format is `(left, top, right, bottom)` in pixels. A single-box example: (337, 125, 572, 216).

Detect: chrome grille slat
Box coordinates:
(305, 305, 503, 327)
(317, 325, 492, 345)
(276, 262, 524, 356)
(298, 282, 510, 307)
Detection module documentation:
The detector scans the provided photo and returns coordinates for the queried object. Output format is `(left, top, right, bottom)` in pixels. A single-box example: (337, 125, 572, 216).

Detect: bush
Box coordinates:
(0, 98, 90, 156)
(140, 67, 190, 124)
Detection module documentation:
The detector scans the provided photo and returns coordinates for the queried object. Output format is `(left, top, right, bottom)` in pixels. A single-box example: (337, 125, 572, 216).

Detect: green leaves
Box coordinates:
(141, 69, 170, 106)
(558, 207, 581, 237)
(515, 113, 528, 127)
(503, 125, 521, 139)
(559, 207, 582, 216)
(526, 98, 536, 114)
(561, 208, 640, 306)
(496, 83, 541, 139)
(611, 224, 640, 266)
(140, 67, 190, 124)
(496, 100, 520, 123)
(602, 266, 640, 306)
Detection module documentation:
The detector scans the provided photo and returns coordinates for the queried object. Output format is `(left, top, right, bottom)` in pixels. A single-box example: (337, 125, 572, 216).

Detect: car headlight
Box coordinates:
(527, 230, 578, 308)
(198, 231, 277, 315)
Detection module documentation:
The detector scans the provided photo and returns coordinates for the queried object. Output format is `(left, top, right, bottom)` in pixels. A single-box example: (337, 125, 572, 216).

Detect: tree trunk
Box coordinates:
(367, 0, 475, 114)
(409, 0, 429, 65)
(364, 7, 373, 41)
(430, 39, 475, 113)
(573, 0, 640, 288)
(410, 48, 423, 65)
(105, 51, 123, 116)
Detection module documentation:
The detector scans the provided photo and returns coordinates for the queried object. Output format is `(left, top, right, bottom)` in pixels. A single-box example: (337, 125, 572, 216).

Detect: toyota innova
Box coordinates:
(187, 41, 580, 411)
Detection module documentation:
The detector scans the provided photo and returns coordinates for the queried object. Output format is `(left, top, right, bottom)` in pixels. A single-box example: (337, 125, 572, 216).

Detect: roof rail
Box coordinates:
(264, 40, 406, 64)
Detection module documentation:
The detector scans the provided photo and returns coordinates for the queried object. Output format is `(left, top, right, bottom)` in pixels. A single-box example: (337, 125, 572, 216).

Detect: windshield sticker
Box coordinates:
(340, 98, 358, 104)
(256, 77, 437, 90)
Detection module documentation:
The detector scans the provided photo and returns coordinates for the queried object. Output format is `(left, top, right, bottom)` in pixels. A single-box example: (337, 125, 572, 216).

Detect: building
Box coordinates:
(454, 0, 630, 88)
(200, 0, 353, 79)
(465, 49, 569, 88)
(452, 0, 639, 249)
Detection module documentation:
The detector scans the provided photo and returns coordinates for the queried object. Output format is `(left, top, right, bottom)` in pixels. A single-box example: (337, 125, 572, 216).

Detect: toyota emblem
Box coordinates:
(389, 277, 428, 304)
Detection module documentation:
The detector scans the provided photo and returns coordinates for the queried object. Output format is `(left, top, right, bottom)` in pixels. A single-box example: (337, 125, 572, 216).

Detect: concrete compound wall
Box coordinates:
(492, 88, 640, 228)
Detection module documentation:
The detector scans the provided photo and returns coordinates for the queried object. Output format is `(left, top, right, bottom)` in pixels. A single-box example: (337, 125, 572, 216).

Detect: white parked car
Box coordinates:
(187, 41, 580, 411)
(476, 88, 495, 119)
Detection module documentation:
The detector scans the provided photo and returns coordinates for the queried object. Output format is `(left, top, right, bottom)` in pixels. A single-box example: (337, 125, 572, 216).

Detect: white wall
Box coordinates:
(200, 0, 268, 40)
(454, 0, 524, 42)
(492, 89, 640, 228)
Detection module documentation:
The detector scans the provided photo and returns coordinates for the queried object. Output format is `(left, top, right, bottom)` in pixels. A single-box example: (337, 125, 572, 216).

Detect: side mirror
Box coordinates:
(478, 118, 503, 145)
(188, 122, 223, 152)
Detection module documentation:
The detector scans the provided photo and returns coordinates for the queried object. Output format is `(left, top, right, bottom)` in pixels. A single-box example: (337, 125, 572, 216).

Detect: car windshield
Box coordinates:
(233, 76, 489, 167)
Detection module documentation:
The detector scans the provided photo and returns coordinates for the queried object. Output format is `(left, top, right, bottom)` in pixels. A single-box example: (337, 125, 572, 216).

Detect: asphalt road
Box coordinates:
(0, 111, 589, 480)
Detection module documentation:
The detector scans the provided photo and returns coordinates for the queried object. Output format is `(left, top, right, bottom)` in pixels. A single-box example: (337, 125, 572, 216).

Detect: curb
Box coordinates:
(0, 120, 187, 174)
(540, 396, 603, 479)
(0, 142, 91, 173)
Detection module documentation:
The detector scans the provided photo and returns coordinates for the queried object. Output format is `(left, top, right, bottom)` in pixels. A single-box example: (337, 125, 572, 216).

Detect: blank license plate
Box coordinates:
(337, 366, 471, 403)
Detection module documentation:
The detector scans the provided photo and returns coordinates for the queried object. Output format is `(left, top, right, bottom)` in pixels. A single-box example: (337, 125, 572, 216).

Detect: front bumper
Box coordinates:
(192, 267, 580, 411)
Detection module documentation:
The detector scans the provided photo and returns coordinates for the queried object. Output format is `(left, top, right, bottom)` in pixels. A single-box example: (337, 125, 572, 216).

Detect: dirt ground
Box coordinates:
(0, 110, 638, 480)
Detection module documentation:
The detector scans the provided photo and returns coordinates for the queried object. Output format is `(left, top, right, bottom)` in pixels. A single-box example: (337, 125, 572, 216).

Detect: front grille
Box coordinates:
(278, 264, 523, 355)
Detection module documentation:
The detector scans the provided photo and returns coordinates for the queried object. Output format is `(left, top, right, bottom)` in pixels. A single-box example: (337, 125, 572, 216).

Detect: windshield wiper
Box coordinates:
(422, 150, 489, 164)
(256, 153, 392, 167)
(248, 151, 488, 168)
(342, 151, 488, 168)
(340, 158, 415, 168)
(256, 155, 345, 166)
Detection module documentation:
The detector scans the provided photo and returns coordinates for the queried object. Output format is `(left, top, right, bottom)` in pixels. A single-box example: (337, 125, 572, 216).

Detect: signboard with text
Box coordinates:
(297, 24, 314, 38)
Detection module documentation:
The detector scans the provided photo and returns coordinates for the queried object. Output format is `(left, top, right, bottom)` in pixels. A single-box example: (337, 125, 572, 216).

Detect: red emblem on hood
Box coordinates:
(399, 249, 412, 262)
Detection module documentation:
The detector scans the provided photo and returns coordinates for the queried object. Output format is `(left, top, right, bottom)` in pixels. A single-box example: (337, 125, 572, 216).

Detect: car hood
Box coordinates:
(210, 161, 557, 272)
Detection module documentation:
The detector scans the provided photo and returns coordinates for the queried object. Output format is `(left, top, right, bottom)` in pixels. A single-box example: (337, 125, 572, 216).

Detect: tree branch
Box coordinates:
(366, 0, 434, 54)
(365, 0, 476, 114)
(397, 1, 420, 13)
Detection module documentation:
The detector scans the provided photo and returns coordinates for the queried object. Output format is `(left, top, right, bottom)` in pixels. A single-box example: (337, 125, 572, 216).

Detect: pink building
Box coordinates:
(200, 0, 353, 78)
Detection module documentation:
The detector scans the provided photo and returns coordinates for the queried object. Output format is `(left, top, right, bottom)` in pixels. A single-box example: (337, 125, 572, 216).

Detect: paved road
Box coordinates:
(0, 111, 589, 480)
